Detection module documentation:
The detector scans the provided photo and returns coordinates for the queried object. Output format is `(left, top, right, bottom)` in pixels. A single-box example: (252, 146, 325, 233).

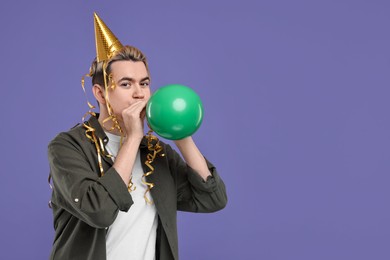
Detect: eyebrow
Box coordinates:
(118, 76, 150, 83)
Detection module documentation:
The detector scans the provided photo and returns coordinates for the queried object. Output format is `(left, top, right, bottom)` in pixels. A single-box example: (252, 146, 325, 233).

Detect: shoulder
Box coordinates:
(48, 122, 88, 152)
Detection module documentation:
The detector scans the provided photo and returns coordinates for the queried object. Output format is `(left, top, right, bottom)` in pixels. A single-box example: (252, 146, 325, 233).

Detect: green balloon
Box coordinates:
(146, 84, 204, 140)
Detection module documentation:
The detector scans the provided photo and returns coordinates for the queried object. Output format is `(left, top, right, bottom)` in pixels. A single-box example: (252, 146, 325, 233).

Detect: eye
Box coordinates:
(120, 82, 131, 88)
(141, 82, 150, 87)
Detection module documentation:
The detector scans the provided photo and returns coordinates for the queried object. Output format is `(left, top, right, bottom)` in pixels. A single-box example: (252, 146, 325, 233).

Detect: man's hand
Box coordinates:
(121, 100, 148, 141)
(113, 100, 147, 186)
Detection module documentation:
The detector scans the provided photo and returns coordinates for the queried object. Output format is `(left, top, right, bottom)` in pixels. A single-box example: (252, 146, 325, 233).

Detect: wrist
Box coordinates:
(174, 136, 192, 147)
(122, 134, 143, 146)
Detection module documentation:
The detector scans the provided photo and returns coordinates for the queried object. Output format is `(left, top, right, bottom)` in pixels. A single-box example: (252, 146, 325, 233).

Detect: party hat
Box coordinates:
(93, 12, 124, 62)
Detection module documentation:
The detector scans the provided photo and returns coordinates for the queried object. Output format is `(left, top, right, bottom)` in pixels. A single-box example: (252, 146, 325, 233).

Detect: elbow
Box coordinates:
(209, 182, 228, 212)
(217, 194, 228, 211)
(77, 197, 121, 228)
(209, 192, 228, 212)
(194, 191, 228, 213)
(77, 189, 130, 228)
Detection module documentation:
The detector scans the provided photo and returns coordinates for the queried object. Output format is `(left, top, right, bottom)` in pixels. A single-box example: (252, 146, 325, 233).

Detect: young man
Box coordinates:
(47, 13, 227, 260)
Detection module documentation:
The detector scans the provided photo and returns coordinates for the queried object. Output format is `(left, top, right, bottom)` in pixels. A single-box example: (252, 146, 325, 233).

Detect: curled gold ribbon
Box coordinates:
(81, 68, 96, 121)
(81, 61, 161, 196)
(84, 120, 135, 194)
(83, 122, 104, 176)
(128, 177, 136, 192)
(101, 61, 124, 144)
(81, 63, 133, 191)
(142, 130, 164, 204)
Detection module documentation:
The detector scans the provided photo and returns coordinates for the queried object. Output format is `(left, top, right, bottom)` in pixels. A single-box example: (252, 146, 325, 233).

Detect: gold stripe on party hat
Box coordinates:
(93, 12, 124, 62)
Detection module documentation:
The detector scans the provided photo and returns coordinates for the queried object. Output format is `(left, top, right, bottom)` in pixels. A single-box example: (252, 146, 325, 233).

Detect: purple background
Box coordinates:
(1, 0, 389, 259)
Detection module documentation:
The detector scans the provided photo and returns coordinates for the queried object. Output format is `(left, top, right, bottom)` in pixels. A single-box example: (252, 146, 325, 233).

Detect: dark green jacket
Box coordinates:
(48, 115, 227, 260)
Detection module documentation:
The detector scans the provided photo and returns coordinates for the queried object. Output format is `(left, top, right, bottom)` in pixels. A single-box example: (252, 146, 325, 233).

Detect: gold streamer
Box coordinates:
(82, 120, 137, 194)
(48, 14, 139, 205)
(142, 130, 164, 204)
(128, 177, 136, 192)
(80, 60, 140, 193)
(81, 68, 96, 121)
(83, 122, 104, 176)
(101, 61, 124, 145)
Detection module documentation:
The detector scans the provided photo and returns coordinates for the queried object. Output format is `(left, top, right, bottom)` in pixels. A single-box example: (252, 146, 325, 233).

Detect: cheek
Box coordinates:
(107, 92, 126, 114)
(145, 89, 151, 99)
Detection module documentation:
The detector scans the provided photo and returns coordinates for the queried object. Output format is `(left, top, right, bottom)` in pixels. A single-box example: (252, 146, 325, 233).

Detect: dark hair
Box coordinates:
(90, 45, 149, 86)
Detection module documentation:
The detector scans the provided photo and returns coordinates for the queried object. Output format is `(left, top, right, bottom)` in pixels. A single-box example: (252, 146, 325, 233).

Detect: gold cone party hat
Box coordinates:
(93, 12, 124, 62)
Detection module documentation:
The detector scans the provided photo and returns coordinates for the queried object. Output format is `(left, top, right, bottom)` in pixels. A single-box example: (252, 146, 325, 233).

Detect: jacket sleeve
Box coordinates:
(164, 144, 228, 213)
(48, 133, 133, 228)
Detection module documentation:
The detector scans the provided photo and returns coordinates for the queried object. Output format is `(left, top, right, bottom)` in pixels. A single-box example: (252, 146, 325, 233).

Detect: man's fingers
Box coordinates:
(140, 108, 146, 120)
(122, 101, 148, 118)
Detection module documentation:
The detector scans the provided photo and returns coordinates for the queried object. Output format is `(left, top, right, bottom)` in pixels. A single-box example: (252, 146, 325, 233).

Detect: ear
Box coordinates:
(92, 84, 106, 105)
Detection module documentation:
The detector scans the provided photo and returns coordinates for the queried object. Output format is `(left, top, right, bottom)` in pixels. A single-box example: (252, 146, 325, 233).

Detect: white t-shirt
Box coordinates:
(104, 131, 158, 260)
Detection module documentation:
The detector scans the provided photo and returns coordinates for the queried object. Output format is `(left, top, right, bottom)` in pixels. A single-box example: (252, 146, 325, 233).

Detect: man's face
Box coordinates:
(107, 60, 151, 121)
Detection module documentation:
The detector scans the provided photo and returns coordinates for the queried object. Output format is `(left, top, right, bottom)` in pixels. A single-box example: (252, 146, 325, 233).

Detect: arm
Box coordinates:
(49, 100, 148, 228)
(166, 140, 228, 213)
(174, 137, 211, 181)
(109, 100, 148, 186)
(112, 137, 141, 186)
(48, 134, 133, 229)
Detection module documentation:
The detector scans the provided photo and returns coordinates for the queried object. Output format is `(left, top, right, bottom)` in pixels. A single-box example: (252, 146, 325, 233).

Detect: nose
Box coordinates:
(132, 84, 145, 99)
